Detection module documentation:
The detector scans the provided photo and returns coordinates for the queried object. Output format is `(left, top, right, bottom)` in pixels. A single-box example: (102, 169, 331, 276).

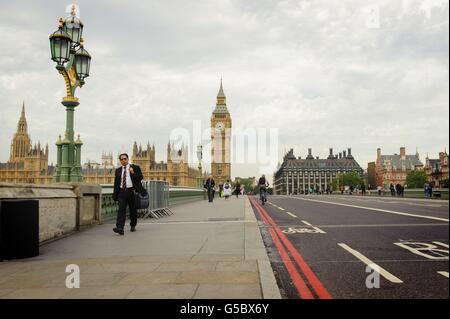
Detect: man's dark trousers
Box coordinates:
(208, 189, 214, 202)
(116, 188, 138, 230)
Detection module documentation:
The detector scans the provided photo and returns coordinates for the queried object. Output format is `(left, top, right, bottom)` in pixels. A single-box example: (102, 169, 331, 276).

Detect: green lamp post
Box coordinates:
(197, 145, 203, 188)
(49, 5, 91, 182)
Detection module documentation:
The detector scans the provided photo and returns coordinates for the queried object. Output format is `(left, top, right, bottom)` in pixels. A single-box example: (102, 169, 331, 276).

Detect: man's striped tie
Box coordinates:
(121, 166, 127, 189)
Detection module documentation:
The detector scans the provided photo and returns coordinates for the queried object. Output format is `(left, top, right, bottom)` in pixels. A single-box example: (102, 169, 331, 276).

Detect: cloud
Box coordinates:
(0, 0, 448, 182)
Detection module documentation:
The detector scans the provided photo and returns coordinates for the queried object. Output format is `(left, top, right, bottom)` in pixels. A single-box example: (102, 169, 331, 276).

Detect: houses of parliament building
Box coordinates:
(0, 81, 233, 187)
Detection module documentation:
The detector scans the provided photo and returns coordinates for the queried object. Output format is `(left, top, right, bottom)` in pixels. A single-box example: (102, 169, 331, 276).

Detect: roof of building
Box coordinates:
(276, 148, 363, 173)
(380, 154, 423, 170)
(213, 80, 230, 114)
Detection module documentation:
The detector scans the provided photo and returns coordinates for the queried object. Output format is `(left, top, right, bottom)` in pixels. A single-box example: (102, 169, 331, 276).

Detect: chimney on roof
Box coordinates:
(343, 150, 347, 158)
(308, 148, 312, 156)
(339, 152, 342, 159)
(377, 148, 381, 159)
(328, 148, 334, 159)
(348, 148, 352, 156)
(400, 147, 406, 159)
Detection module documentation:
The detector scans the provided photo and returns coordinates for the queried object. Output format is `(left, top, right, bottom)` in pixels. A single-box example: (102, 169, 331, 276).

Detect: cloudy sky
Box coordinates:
(0, 0, 448, 180)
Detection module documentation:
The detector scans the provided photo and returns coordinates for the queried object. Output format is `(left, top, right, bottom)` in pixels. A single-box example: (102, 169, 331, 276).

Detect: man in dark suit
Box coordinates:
(112, 153, 144, 235)
(204, 175, 215, 202)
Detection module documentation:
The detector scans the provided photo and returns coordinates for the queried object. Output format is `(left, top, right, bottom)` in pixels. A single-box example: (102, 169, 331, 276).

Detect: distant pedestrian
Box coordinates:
(349, 185, 354, 195)
(223, 180, 232, 199)
(204, 175, 216, 202)
(361, 183, 366, 196)
(390, 183, 395, 196)
(424, 183, 429, 198)
(395, 183, 402, 197)
(235, 180, 241, 198)
(429, 184, 433, 198)
(218, 184, 224, 198)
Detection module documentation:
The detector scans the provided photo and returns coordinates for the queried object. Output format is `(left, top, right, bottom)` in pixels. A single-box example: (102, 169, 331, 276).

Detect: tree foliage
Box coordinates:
(405, 170, 428, 188)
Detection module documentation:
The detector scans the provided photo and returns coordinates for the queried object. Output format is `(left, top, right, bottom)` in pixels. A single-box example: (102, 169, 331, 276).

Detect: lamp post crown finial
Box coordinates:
(71, 4, 77, 17)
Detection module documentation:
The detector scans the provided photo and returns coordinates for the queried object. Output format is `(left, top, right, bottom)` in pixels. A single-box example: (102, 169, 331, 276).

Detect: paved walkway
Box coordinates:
(0, 196, 281, 299)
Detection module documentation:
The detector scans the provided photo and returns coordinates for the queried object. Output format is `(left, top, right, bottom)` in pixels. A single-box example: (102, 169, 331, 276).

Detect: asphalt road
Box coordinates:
(250, 194, 449, 299)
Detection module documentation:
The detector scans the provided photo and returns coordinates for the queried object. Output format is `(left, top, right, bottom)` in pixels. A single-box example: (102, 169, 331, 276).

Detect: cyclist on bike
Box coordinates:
(258, 174, 269, 204)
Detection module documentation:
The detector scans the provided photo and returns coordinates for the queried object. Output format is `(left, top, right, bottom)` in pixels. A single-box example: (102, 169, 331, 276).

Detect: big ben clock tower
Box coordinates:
(211, 79, 232, 185)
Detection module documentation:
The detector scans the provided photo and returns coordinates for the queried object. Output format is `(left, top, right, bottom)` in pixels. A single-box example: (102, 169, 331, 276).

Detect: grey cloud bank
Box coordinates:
(0, 0, 448, 179)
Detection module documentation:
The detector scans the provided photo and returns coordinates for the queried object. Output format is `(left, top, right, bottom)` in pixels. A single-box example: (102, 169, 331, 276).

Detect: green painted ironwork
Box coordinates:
(100, 184, 206, 222)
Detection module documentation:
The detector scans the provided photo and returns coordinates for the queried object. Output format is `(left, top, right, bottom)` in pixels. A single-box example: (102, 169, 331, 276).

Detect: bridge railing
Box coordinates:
(100, 182, 206, 222)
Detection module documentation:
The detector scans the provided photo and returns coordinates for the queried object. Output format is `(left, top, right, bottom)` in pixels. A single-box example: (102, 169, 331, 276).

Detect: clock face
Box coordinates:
(215, 122, 224, 131)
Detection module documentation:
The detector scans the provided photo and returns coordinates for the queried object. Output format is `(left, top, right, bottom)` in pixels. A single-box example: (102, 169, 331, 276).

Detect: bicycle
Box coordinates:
(259, 185, 268, 205)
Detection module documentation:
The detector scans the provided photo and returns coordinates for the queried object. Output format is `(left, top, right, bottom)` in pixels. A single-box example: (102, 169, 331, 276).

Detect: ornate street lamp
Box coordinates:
(49, 5, 91, 182)
(197, 145, 203, 188)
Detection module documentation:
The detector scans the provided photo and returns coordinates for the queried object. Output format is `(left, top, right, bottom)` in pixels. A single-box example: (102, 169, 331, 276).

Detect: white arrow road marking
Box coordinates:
(301, 220, 326, 233)
(289, 196, 449, 223)
(438, 271, 449, 278)
(338, 243, 403, 283)
(286, 212, 298, 218)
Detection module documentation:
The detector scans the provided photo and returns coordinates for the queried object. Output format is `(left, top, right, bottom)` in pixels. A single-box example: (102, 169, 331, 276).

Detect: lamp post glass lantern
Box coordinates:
(49, 4, 91, 183)
(49, 20, 72, 66)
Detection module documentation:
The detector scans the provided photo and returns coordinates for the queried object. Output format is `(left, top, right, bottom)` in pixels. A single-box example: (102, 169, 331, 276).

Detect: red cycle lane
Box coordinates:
(249, 196, 332, 299)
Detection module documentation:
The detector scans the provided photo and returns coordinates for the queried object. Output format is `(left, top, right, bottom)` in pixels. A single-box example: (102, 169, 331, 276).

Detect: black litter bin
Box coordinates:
(0, 200, 39, 261)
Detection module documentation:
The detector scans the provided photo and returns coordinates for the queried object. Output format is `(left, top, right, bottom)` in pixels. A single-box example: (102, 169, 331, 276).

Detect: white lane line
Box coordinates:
(438, 271, 449, 278)
(136, 220, 245, 225)
(289, 196, 449, 223)
(302, 220, 326, 233)
(278, 207, 285, 211)
(338, 243, 403, 283)
(286, 212, 298, 218)
(311, 223, 449, 228)
(301, 220, 316, 227)
(433, 242, 449, 248)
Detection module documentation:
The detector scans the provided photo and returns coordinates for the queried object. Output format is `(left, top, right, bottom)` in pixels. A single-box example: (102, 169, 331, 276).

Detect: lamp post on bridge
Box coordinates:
(49, 5, 91, 182)
(197, 145, 203, 188)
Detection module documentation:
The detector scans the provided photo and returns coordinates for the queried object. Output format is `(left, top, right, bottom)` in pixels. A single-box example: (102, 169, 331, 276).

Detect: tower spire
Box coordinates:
(217, 78, 225, 98)
(214, 78, 228, 113)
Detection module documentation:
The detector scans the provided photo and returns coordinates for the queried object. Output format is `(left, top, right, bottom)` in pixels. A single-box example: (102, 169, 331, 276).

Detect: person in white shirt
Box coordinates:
(223, 180, 232, 199)
(112, 153, 144, 235)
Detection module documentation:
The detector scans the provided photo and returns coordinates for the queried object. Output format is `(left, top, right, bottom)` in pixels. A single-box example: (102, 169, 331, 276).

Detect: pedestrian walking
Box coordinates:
(395, 183, 402, 197)
(218, 183, 224, 198)
(112, 153, 145, 236)
(223, 180, 232, 199)
(235, 179, 241, 198)
(424, 183, 429, 198)
(390, 183, 395, 196)
(361, 183, 366, 196)
(204, 175, 216, 202)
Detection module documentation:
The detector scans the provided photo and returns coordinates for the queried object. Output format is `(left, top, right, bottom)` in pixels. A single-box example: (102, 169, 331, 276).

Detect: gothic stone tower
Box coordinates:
(10, 102, 31, 163)
(211, 80, 232, 185)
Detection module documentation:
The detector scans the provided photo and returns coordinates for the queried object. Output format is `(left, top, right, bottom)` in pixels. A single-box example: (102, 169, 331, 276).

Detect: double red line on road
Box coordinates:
(249, 196, 332, 299)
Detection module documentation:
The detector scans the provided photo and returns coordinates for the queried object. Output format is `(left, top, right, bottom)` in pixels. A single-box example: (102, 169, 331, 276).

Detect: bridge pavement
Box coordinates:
(0, 196, 280, 299)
